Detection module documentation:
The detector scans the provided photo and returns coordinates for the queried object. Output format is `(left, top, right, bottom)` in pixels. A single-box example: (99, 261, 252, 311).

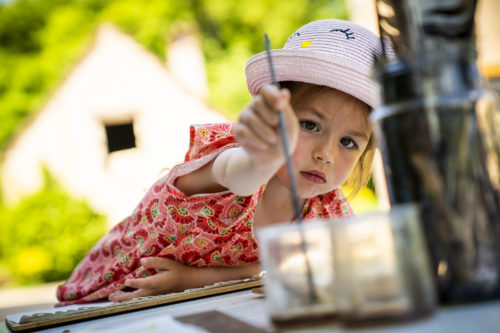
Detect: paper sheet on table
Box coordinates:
(73, 315, 208, 333)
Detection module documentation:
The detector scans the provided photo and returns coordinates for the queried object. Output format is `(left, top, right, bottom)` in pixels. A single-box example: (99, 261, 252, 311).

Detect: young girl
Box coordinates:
(57, 19, 390, 305)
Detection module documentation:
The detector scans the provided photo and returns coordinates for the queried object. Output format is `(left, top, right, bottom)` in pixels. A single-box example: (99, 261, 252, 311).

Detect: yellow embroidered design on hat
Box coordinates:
(301, 40, 312, 48)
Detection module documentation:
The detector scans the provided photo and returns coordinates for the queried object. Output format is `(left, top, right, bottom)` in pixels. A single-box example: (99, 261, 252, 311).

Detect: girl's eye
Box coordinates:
(340, 137, 358, 150)
(300, 120, 319, 132)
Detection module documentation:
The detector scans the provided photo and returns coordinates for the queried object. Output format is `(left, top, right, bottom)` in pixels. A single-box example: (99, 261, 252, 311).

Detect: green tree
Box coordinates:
(191, 0, 347, 117)
(0, 0, 97, 151)
(0, 0, 68, 54)
(0, 0, 347, 150)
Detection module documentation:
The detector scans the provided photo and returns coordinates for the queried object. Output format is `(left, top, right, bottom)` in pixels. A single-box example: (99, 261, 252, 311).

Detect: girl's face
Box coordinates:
(275, 84, 371, 199)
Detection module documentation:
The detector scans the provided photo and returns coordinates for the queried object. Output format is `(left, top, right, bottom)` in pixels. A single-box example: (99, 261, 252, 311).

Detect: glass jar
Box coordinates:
(333, 204, 435, 323)
(372, 54, 500, 303)
(257, 220, 336, 325)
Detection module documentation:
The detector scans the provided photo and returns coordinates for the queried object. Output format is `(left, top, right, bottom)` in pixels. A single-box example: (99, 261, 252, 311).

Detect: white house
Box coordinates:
(1, 24, 227, 226)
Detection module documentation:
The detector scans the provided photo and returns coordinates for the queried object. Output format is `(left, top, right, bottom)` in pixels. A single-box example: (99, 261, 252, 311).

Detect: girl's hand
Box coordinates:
(235, 84, 298, 168)
(108, 257, 194, 302)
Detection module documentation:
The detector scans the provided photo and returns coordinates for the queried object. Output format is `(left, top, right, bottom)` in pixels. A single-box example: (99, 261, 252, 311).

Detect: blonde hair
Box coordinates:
(281, 81, 375, 198)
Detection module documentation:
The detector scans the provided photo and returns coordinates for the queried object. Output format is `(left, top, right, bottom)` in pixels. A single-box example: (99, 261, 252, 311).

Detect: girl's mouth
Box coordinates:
(300, 170, 326, 184)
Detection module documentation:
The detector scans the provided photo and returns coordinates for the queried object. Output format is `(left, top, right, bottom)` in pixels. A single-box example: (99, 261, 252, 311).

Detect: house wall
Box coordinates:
(1, 25, 226, 226)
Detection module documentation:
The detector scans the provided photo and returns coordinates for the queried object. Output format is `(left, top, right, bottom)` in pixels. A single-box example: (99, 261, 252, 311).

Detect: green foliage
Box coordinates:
(0, 170, 106, 285)
(0, 0, 68, 54)
(0, 0, 347, 150)
(193, 0, 348, 118)
(97, 0, 193, 59)
(0, 0, 97, 151)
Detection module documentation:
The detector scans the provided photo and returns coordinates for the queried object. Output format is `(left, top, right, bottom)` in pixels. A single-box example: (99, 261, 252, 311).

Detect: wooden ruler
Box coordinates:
(6, 276, 262, 332)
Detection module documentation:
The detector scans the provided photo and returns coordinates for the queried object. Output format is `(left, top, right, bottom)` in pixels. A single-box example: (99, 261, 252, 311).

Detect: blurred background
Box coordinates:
(0, 0, 498, 318)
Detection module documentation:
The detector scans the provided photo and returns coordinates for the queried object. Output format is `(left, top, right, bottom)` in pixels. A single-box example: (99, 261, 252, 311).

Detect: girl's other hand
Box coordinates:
(108, 257, 194, 302)
(235, 84, 298, 168)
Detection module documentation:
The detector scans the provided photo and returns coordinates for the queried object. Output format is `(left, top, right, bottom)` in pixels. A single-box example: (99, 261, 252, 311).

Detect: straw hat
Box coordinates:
(245, 19, 393, 108)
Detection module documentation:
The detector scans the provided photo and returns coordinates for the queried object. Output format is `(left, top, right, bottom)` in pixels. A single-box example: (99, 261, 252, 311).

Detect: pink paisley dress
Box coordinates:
(57, 123, 354, 305)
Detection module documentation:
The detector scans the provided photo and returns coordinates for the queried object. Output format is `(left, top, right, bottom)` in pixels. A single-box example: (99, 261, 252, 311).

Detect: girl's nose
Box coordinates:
(313, 142, 334, 164)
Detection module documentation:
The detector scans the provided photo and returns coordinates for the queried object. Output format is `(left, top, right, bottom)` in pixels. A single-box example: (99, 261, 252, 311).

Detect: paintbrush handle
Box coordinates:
(277, 112, 302, 220)
(264, 34, 302, 221)
(264, 33, 318, 303)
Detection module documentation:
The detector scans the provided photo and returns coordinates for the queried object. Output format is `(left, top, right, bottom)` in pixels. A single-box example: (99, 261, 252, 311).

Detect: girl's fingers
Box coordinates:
(238, 108, 277, 146)
(236, 84, 296, 156)
(123, 277, 148, 289)
(270, 89, 294, 126)
(234, 124, 271, 150)
(124, 273, 166, 290)
(273, 89, 299, 149)
(259, 85, 289, 112)
(257, 86, 297, 146)
(140, 257, 177, 271)
(250, 95, 279, 127)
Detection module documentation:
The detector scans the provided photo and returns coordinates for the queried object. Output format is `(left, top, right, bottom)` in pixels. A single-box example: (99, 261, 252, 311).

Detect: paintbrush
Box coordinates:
(264, 33, 318, 303)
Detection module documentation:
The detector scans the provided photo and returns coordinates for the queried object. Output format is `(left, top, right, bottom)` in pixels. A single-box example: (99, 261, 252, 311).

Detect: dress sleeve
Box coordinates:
(184, 123, 237, 162)
(167, 123, 239, 186)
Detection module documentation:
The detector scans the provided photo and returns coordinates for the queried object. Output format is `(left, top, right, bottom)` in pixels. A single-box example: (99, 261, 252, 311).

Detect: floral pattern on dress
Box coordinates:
(57, 123, 353, 305)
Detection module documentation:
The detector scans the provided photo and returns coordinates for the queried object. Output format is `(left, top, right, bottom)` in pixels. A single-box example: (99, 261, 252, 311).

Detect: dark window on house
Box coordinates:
(105, 122, 136, 153)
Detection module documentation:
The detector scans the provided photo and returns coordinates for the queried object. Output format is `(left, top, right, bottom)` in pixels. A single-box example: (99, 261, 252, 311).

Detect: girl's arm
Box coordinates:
(108, 257, 260, 302)
(176, 85, 298, 196)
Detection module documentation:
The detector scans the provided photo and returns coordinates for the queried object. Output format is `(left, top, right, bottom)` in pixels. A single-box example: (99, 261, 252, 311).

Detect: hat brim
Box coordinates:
(245, 49, 375, 108)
